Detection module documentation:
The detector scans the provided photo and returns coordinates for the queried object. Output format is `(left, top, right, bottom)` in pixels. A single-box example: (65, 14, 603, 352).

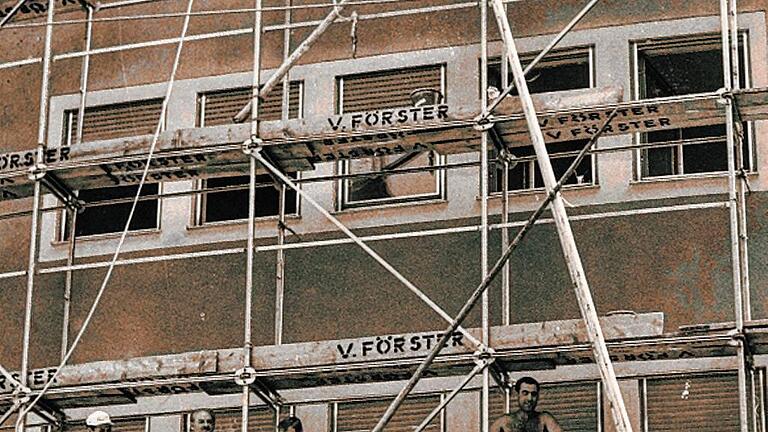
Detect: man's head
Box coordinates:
(514, 376, 540, 413)
(190, 409, 216, 432)
(277, 416, 303, 432)
(85, 411, 112, 432)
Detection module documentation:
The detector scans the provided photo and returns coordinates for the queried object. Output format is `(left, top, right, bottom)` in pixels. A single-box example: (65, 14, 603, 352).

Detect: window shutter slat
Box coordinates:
(645, 373, 741, 432)
(336, 396, 441, 432)
(209, 408, 275, 432)
(340, 65, 443, 113)
(200, 81, 301, 127)
(66, 98, 165, 144)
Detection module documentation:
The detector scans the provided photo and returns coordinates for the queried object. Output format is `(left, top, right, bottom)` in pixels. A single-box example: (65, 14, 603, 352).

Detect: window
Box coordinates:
(336, 65, 447, 209)
(61, 99, 164, 238)
(487, 47, 593, 96)
(195, 81, 302, 224)
(490, 381, 601, 432)
(332, 395, 444, 432)
(487, 48, 595, 192)
(634, 34, 752, 178)
(641, 371, 765, 432)
(183, 407, 275, 432)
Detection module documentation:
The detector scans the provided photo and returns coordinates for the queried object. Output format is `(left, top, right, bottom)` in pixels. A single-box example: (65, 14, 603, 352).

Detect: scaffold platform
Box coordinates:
(1, 87, 766, 201)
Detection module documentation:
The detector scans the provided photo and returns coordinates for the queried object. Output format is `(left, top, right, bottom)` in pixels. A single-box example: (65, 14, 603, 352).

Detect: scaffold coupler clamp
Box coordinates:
(474, 346, 496, 366)
(473, 113, 496, 131)
(11, 383, 32, 405)
(234, 366, 258, 386)
(716, 87, 734, 106)
(242, 135, 264, 156)
(27, 163, 47, 181)
(727, 328, 748, 346)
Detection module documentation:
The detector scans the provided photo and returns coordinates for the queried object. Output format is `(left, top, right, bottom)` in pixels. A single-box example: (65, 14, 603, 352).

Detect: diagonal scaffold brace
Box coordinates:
(488, 1, 633, 431)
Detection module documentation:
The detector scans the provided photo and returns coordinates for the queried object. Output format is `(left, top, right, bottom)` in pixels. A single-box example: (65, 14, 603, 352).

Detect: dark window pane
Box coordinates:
(644, 147, 676, 177)
(72, 184, 159, 237)
(488, 50, 591, 95)
(203, 175, 297, 223)
(683, 141, 728, 174)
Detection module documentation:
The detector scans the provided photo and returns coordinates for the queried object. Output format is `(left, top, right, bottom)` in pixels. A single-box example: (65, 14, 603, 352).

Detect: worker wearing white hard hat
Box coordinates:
(85, 411, 112, 432)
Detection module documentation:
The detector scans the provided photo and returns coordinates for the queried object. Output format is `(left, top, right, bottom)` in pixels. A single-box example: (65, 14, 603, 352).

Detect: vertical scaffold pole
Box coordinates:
(63, 3, 93, 362)
(729, 0, 750, 322)
(19, 0, 57, 431)
(487, 2, 633, 431)
(720, 2, 749, 431)
(500, 3, 511, 331)
(274, 0, 292, 347)
(61, 210, 77, 361)
(243, 1, 263, 430)
(479, 2, 491, 432)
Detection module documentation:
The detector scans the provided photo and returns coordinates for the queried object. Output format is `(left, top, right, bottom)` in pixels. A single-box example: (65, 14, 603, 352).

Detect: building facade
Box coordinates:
(1, 1, 768, 431)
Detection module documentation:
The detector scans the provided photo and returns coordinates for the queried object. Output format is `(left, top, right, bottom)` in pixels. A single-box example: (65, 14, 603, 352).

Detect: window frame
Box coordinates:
(335, 64, 448, 210)
(486, 46, 598, 194)
(631, 32, 754, 180)
(193, 82, 304, 226)
(58, 98, 166, 240)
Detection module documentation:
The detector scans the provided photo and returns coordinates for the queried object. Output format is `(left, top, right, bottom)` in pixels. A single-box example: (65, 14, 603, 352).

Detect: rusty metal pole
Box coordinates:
(488, 1, 632, 431)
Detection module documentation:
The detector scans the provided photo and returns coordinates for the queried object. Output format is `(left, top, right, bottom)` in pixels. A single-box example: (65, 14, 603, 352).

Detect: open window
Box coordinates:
(486, 47, 595, 193)
(60, 99, 164, 239)
(194, 81, 302, 225)
(634, 34, 753, 178)
(336, 65, 447, 209)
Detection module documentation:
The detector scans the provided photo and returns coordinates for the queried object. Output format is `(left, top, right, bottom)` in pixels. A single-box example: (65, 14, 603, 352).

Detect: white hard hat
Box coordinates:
(85, 411, 113, 427)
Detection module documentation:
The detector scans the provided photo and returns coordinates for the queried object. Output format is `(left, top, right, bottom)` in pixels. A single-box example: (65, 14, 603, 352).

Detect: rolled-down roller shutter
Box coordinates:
(199, 81, 302, 126)
(64, 98, 164, 145)
(65, 417, 147, 432)
(339, 64, 444, 113)
(335, 394, 442, 432)
(489, 381, 600, 432)
(200, 407, 275, 432)
(644, 373, 743, 432)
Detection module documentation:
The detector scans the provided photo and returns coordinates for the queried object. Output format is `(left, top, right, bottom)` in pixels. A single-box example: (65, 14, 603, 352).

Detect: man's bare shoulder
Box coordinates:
(538, 411, 563, 432)
(490, 412, 525, 432)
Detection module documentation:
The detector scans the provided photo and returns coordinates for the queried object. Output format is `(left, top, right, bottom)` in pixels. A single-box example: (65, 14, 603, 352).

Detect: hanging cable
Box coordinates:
(14, 0, 197, 422)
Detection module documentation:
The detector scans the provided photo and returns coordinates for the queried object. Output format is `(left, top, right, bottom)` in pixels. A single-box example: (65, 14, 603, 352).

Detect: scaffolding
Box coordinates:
(0, 1, 760, 432)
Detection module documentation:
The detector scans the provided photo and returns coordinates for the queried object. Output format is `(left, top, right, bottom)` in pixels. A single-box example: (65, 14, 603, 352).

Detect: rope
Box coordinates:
(14, 0, 197, 424)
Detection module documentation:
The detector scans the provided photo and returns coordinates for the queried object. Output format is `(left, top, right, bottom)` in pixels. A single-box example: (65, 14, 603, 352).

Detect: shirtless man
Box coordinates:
(490, 377, 563, 432)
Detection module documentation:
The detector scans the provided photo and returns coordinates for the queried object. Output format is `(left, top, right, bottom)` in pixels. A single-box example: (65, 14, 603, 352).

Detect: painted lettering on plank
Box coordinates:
(561, 349, 696, 365)
(326, 105, 450, 133)
(0, 0, 83, 19)
(537, 105, 674, 141)
(0, 368, 58, 392)
(99, 154, 212, 185)
(0, 147, 71, 173)
(122, 382, 202, 397)
(335, 331, 465, 360)
(308, 141, 433, 164)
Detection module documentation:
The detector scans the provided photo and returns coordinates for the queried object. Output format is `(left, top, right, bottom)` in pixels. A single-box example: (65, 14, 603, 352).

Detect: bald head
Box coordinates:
(191, 409, 215, 432)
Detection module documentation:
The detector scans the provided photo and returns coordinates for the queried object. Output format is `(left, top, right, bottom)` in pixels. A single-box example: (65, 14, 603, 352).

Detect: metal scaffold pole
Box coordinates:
(720, 1, 749, 431)
(18, 0, 57, 429)
(488, 1, 633, 431)
(241, 0, 263, 430)
(274, 0, 292, 347)
(479, 2, 492, 432)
